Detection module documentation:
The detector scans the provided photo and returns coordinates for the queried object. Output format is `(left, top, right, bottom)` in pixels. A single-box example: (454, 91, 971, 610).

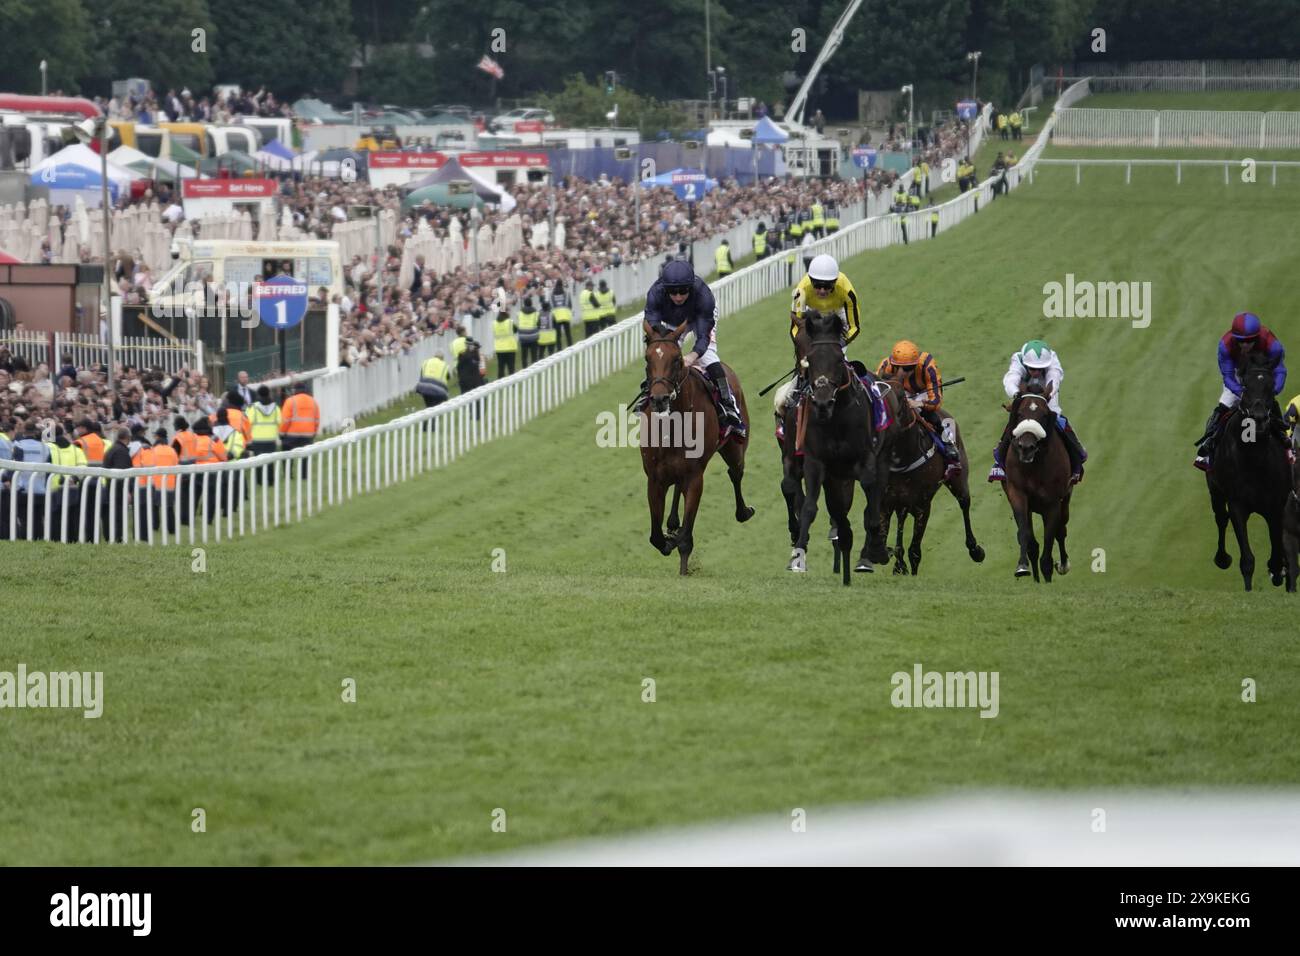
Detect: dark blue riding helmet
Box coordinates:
(662, 260, 695, 292)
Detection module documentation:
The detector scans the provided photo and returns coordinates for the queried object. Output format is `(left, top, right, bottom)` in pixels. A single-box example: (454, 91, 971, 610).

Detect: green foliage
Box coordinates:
(209, 0, 353, 96)
(538, 74, 692, 137)
(0, 0, 94, 92)
(356, 46, 436, 105)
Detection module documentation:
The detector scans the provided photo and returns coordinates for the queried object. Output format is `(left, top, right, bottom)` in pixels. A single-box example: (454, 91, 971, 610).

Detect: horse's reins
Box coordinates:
(645, 334, 686, 402)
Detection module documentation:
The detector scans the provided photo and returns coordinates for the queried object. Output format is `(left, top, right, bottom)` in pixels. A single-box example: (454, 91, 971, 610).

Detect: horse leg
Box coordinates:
(666, 485, 682, 540)
(1228, 501, 1254, 591)
(1055, 493, 1071, 575)
(647, 479, 672, 556)
(1285, 516, 1299, 594)
(893, 506, 908, 575)
(948, 472, 986, 563)
(1266, 512, 1286, 587)
(720, 439, 755, 523)
(1006, 484, 1035, 579)
(676, 472, 704, 576)
(1039, 502, 1060, 583)
(824, 477, 853, 586)
(908, 504, 932, 576)
(781, 455, 802, 546)
(790, 458, 823, 572)
(863, 455, 890, 564)
(1209, 484, 1232, 570)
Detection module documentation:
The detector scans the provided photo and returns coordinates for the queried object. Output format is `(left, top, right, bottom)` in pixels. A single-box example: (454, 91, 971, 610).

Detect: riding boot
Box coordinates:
(1194, 403, 1229, 470)
(1058, 416, 1087, 484)
(988, 422, 1012, 482)
(923, 408, 962, 479)
(708, 363, 747, 439)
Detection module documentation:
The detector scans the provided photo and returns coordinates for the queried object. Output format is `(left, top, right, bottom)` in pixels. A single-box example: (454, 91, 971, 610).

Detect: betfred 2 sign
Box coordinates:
(181, 179, 277, 198)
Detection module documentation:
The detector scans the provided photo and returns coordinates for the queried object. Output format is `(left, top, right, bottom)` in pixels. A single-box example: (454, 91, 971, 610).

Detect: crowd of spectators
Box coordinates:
(16, 106, 992, 437)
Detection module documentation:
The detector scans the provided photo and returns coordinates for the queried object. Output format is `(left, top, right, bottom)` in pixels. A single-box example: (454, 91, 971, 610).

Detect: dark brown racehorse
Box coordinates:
(1003, 379, 1072, 582)
(1284, 432, 1300, 593)
(878, 383, 985, 575)
(1206, 353, 1290, 591)
(642, 319, 754, 575)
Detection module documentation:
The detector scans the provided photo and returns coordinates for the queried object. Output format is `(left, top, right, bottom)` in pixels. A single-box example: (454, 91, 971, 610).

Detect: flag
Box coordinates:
(477, 55, 505, 81)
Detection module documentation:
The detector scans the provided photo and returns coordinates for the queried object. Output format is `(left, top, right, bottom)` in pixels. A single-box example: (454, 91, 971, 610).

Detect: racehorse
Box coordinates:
(1284, 433, 1300, 593)
(786, 310, 875, 585)
(877, 380, 985, 576)
(1206, 352, 1290, 591)
(642, 319, 755, 575)
(1002, 378, 1072, 582)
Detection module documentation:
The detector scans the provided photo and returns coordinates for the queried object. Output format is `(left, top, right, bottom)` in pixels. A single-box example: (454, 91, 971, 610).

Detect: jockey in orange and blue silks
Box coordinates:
(876, 340, 961, 480)
(1194, 311, 1289, 471)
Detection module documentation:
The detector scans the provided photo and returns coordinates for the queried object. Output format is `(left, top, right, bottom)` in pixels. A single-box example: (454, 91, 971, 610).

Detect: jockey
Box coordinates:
(1194, 311, 1289, 470)
(877, 340, 961, 480)
(633, 259, 746, 439)
(988, 339, 1088, 484)
(779, 254, 861, 408)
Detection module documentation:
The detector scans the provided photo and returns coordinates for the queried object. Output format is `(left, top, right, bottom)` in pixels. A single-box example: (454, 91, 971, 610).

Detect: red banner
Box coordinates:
(513, 121, 544, 133)
(369, 151, 549, 169)
(182, 178, 277, 198)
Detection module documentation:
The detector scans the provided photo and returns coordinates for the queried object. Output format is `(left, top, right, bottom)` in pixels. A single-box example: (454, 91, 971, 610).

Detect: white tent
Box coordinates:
(33, 143, 137, 189)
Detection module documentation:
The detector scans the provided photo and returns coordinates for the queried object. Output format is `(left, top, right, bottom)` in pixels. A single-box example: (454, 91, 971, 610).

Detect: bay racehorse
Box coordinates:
(642, 319, 754, 575)
(1003, 379, 1072, 582)
(786, 310, 875, 585)
(1205, 352, 1291, 591)
(878, 381, 985, 575)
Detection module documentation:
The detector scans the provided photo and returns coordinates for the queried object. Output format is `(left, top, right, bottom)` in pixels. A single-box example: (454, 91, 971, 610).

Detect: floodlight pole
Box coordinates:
(99, 118, 114, 392)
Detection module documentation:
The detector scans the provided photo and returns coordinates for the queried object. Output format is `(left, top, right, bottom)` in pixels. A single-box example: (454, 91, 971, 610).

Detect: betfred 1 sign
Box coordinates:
(181, 179, 277, 198)
(255, 275, 309, 329)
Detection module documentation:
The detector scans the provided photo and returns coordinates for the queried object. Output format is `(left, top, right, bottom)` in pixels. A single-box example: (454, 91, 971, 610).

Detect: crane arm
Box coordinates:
(785, 0, 866, 128)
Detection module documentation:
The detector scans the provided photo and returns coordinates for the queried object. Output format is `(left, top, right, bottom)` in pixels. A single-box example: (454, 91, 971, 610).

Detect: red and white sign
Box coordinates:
(181, 177, 278, 218)
(367, 151, 550, 188)
(182, 179, 278, 199)
(514, 121, 545, 133)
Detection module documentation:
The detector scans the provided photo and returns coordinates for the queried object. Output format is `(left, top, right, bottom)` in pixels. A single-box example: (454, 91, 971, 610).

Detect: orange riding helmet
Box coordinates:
(890, 340, 921, 366)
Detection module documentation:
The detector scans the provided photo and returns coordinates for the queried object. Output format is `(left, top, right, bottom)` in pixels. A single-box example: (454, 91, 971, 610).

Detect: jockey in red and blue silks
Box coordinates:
(1194, 311, 1289, 470)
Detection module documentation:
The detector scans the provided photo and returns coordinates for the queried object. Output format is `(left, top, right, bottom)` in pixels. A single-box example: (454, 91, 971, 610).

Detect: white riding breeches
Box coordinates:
(1219, 386, 1240, 408)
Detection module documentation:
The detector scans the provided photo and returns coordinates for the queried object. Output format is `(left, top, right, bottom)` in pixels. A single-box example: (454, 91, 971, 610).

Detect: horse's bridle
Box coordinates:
(645, 334, 685, 402)
(804, 340, 856, 405)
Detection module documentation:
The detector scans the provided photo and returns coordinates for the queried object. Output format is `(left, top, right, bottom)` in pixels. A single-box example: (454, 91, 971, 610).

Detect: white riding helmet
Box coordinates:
(1019, 339, 1056, 369)
(808, 254, 839, 283)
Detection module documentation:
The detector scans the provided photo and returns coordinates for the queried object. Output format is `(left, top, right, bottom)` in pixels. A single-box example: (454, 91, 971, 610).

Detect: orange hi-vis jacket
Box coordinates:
(173, 430, 199, 464)
(151, 443, 180, 488)
(193, 435, 228, 464)
(75, 432, 106, 464)
(280, 393, 320, 436)
(210, 407, 253, 442)
(876, 352, 943, 412)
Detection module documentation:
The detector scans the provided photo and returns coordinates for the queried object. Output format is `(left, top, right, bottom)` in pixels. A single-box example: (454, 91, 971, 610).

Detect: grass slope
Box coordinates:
(4, 169, 1300, 865)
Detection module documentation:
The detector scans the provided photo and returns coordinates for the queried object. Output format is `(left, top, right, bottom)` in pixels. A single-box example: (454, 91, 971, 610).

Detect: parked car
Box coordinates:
(489, 107, 555, 132)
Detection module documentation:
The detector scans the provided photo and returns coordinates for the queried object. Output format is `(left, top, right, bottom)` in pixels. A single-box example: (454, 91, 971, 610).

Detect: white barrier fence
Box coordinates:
(1055, 107, 1300, 148)
(1027, 157, 1300, 187)
(0, 332, 200, 376)
(1060, 60, 1300, 92)
(3, 96, 1043, 546)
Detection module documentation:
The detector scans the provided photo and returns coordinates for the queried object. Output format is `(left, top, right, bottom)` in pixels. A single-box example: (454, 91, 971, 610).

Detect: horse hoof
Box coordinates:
(1214, 552, 1232, 570)
(788, 548, 807, 573)
(893, 564, 908, 576)
(854, 561, 874, 573)
(1015, 564, 1032, 578)
(969, 545, 986, 563)
(737, 506, 755, 523)
(1272, 572, 1284, 587)
(1056, 561, 1069, 575)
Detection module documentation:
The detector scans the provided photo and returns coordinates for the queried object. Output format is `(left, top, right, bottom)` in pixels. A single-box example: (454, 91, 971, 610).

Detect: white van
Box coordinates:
(148, 238, 343, 318)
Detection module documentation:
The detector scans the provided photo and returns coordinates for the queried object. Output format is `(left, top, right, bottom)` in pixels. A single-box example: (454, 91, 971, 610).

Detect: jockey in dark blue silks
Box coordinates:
(1194, 311, 1290, 470)
(633, 259, 746, 438)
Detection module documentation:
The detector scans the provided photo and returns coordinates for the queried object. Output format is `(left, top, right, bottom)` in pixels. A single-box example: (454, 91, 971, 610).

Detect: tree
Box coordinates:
(0, 0, 94, 93)
(210, 0, 355, 97)
(83, 0, 218, 94)
(539, 74, 691, 137)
